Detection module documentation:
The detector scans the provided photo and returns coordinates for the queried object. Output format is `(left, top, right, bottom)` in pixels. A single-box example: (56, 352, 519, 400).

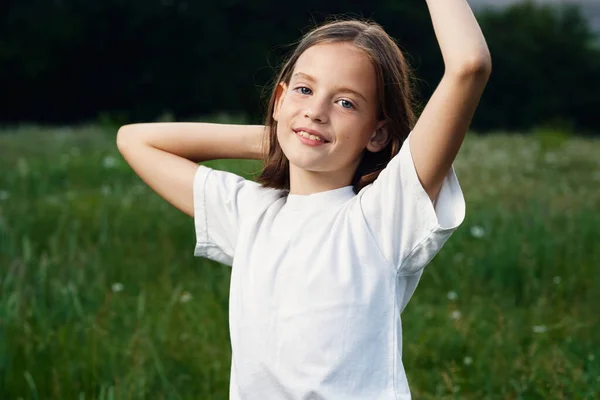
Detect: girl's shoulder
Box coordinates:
(196, 164, 285, 214)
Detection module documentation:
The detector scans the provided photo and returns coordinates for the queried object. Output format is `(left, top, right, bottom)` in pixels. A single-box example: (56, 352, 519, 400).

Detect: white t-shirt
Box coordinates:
(193, 131, 466, 399)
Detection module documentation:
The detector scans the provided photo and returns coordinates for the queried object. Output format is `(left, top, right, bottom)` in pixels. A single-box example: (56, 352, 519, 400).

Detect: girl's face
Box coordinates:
(273, 42, 388, 188)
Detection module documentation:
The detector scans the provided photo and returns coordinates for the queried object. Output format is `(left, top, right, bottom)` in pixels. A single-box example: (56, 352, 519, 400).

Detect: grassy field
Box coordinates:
(0, 122, 599, 399)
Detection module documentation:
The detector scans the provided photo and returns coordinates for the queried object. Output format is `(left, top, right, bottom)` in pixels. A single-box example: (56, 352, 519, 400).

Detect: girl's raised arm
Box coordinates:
(116, 123, 265, 217)
(408, 0, 492, 203)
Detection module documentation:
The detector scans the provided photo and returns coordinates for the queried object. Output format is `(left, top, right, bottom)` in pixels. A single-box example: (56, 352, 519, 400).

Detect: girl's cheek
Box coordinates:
(287, 95, 303, 108)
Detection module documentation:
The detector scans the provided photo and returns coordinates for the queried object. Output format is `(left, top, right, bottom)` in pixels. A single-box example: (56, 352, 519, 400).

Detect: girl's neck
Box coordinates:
(287, 163, 355, 196)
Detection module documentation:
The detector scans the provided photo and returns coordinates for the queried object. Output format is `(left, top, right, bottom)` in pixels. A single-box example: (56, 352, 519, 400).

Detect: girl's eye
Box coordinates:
(295, 87, 312, 95)
(338, 99, 355, 110)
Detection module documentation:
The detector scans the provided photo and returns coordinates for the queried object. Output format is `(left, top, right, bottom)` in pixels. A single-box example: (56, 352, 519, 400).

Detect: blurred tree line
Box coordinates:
(1, 0, 598, 135)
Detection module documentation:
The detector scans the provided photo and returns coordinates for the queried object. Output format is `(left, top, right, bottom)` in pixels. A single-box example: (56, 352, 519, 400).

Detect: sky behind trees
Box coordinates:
(468, 0, 600, 31)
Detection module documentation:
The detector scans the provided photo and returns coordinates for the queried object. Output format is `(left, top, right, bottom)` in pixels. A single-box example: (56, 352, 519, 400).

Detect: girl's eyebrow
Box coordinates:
(291, 72, 368, 103)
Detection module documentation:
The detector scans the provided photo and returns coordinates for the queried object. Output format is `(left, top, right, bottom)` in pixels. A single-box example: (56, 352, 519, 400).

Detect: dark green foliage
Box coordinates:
(2, 1, 599, 134)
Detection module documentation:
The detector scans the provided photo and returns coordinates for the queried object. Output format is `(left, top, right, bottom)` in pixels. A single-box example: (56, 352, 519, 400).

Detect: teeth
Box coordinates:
(297, 131, 323, 142)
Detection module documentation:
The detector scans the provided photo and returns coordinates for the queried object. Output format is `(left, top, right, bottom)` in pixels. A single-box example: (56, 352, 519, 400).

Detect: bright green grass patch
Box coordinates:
(0, 124, 599, 399)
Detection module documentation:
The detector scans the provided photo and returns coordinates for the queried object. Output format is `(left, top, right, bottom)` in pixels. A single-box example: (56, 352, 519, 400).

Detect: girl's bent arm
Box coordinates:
(116, 123, 265, 218)
(117, 123, 265, 162)
(407, 0, 492, 203)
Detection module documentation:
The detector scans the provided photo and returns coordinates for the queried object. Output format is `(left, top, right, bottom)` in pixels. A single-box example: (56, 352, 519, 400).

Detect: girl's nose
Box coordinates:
(304, 98, 329, 123)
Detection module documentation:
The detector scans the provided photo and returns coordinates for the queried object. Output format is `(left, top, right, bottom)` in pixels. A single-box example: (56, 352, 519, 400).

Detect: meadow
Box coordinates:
(0, 120, 599, 399)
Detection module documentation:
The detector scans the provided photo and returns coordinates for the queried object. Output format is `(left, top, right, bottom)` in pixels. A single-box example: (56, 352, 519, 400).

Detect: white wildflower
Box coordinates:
(55, 128, 69, 141)
(447, 291, 458, 301)
(111, 282, 124, 293)
(122, 196, 133, 208)
(133, 184, 145, 195)
(470, 225, 485, 238)
(180, 291, 192, 303)
(532, 325, 547, 333)
(450, 310, 461, 320)
(463, 356, 473, 366)
(453, 253, 464, 263)
(520, 146, 536, 158)
(102, 155, 117, 169)
(544, 152, 558, 164)
(501, 175, 512, 185)
(524, 163, 535, 172)
(18, 158, 29, 176)
(553, 276, 562, 285)
(45, 195, 60, 206)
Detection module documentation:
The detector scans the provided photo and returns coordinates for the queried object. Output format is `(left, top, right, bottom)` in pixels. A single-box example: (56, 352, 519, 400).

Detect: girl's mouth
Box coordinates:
(295, 130, 329, 146)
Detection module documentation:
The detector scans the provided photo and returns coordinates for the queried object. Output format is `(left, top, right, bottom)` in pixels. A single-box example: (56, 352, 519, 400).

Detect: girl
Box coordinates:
(117, 0, 491, 398)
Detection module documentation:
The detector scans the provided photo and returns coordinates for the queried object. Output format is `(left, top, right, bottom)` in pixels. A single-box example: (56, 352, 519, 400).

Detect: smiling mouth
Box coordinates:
(294, 130, 330, 143)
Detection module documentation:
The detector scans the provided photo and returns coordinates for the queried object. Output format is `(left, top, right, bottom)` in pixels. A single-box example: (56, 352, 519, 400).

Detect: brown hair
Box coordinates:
(256, 18, 419, 194)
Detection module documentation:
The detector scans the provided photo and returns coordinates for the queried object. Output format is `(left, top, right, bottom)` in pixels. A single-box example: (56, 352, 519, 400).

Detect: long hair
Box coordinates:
(256, 18, 419, 194)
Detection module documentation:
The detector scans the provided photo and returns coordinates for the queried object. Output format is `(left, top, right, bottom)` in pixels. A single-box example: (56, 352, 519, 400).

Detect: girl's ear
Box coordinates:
(273, 82, 287, 122)
(366, 120, 390, 153)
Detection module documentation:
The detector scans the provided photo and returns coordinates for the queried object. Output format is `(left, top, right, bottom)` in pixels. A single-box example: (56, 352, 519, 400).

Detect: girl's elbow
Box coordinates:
(116, 125, 143, 151)
(448, 55, 492, 80)
(464, 52, 492, 76)
(116, 127, 130, 151)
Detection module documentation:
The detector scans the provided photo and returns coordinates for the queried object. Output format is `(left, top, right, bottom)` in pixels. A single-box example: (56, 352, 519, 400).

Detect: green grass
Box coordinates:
(0, 123, 599, 399)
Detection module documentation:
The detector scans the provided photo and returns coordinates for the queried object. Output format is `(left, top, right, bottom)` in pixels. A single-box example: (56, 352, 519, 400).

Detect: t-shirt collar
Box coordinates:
(284, 185, 356, 209)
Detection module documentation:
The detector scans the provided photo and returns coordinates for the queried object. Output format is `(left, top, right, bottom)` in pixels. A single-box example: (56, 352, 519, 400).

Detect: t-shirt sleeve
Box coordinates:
(358, 131, 466, 275)
(193, 164, 263, 266)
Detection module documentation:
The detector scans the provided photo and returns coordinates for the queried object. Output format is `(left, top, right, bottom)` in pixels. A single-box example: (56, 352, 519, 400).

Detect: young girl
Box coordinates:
(117, 0, 491, 398)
